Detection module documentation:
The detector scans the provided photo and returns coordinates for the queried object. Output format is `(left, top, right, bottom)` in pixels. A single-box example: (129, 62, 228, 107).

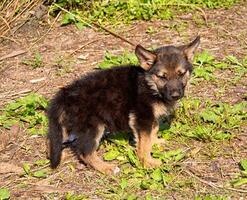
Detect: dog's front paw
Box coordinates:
(144, 158, 162, 168)
(98, 163, 121, 175)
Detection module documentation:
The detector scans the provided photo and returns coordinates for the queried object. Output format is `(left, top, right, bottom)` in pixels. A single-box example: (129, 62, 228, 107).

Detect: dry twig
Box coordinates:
(54, 4, 137, 47)
(68, 39, 100, 56)
(0, 49, 26, 61)
(184, 169, 247, 194)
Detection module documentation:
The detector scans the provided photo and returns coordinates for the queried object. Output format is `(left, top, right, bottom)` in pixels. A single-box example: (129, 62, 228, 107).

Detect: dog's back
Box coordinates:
(49, 66, 148, 132)
(47, 36, 200, 174)
(47, 65, 153, 169)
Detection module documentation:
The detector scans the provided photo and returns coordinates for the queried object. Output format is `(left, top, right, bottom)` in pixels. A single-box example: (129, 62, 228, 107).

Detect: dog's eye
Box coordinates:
(156, 73, 167, 80)
(178, 71, 186, 77)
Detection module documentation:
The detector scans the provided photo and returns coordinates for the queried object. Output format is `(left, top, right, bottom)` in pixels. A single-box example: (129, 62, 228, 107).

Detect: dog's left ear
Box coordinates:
(182, 36, 200, 62)
(135, 44, 156, 70)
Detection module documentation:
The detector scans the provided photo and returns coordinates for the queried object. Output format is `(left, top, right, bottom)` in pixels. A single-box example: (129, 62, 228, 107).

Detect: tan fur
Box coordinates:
(182, 70, 191, 85)
(58, 111, 70, 142)
(144, 75, 160, 96)
(150, 122, 165, 145)
(175, 64, 187, 75)
(94, 124, 105, 147)
(58, 111, 65, 124)
(183, 70, 191, 95)
(137, 131, 162, 168)
(46, 139, 51, 159)
(79, 124, 119, 174)
(152, 102, 174, 118)
(47, 36, 200, 174)
(62, 127, 69, 142)
(81, 152, 118, 175)
(128, 112, 139, 144)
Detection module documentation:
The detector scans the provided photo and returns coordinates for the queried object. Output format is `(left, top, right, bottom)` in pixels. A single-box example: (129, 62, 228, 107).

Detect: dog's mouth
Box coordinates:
(161, 91, 184, 102)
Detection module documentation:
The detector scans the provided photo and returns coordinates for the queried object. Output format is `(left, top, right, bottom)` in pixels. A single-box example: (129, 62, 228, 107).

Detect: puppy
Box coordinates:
(47, 36, 200, 174)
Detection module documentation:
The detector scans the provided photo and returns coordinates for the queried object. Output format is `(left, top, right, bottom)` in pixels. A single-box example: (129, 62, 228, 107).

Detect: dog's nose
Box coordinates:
(171, 91, 180, 100)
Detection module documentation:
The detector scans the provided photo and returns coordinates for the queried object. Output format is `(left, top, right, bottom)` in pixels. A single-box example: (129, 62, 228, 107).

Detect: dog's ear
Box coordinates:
(135, 45, 156, 70)
(182, 36, 200, 62)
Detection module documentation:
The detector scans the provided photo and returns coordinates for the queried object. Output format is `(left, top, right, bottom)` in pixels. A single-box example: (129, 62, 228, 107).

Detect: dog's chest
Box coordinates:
(152, 102, 174, 118)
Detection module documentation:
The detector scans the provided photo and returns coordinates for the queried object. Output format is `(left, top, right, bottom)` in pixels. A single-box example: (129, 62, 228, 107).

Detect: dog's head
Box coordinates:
(135, 36, 200, 102)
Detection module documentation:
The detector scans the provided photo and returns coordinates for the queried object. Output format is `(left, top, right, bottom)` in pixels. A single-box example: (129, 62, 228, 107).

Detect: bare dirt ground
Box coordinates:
(0, 2, 246, 199)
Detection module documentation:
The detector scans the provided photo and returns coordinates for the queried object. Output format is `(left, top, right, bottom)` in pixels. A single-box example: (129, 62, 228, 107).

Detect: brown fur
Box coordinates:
(47, 36, 200, 174)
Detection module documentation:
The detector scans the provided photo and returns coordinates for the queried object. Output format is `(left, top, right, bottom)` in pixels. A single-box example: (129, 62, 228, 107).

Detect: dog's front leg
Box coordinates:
(150, 121, 165, 145)
(137, 131, 162, 168)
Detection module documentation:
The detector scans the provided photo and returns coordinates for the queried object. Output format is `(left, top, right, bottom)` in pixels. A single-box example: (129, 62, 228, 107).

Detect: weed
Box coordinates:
(192, 51, 216, 83)
(0, 188, 10, 200)
(98, 51, 138, 69)
(165, 97, 246, 141)
(100, 131, 186, 194)
(50, 0, 239, 27)
(22, 162, 49, 179)
(195, 195, 228, 200)
(231, 159, 247, 187)
(224, 55, 247, 83)
(146, 26, 157, 35)
(65, 192, 88, 200)
(22, 52, 43, 69)
(54, 56, 74, 76)
(0, 93, 48, 135)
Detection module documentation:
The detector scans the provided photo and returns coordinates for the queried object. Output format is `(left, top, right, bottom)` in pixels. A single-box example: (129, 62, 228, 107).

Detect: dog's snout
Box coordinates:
(171, 91, 180, 100)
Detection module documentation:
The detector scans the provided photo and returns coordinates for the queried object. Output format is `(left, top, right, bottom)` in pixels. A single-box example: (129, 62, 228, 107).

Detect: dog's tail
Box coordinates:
(47, 98, 64, 169)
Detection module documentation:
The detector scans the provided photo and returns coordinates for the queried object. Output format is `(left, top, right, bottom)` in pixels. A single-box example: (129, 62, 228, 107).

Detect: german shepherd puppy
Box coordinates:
(47, 36, 200, 174)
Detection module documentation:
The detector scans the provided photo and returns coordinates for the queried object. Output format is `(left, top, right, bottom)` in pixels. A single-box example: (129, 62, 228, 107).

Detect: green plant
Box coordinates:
(50, 0, 239, 27)
(22, 52, 43, 68)
(192, 51, 216, 82)
(195, 195, 228, 200)
(54, 56, 74, 76)
(98, 51, 138, 69)
(231, 159, 247, 187)
(65, 192, 88, 200)
(0, 188, 10, 200)
(22, 162, 49, 179)
(192, 52, 247, 85)
(225, 55, 247, 83)
(0, 93, 48, 135)
(22, 159, 50, 179)
(164, 98, 246, 141)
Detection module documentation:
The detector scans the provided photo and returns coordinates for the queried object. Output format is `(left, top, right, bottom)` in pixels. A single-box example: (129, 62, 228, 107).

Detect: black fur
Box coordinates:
(47, 36, 200, 171)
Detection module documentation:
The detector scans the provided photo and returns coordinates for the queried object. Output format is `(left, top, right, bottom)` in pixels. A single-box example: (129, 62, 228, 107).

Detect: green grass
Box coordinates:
(98, 49, 247, 84)
(165, 97, 246, 141)
(49, 0, 239, 27)
(0, 93, 48, 135)
(53, 56, 75, 76)
(1, 49, 246, 198)
(195, 195, 228, 200)
(98, 51, 138, 69)
(231, 159, 247, 187)
(64, 192, 88, 200)
(0, 188, 10, 200)
(94, 50, 247, 196)
(22, 52, 43, 69)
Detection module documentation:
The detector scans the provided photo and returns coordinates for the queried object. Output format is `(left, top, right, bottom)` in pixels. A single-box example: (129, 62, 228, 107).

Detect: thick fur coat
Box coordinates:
(47, 36, 200, 174)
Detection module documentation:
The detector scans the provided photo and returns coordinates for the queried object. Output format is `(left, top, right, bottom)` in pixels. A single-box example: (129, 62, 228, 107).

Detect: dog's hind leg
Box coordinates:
(77, 124, 120, 175)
